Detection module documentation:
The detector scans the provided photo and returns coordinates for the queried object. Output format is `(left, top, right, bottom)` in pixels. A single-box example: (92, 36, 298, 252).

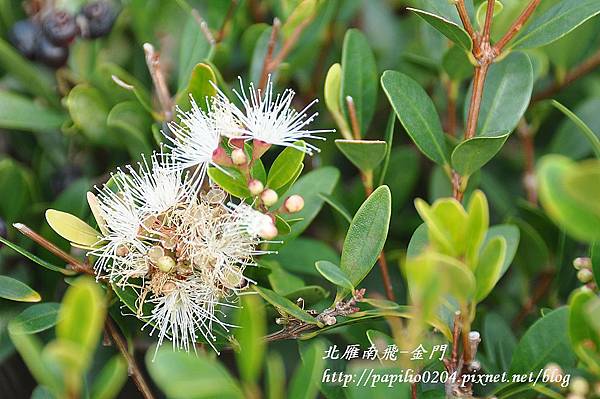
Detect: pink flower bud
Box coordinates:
(252, 139, 271, 160)
(248, 179, 264, 196)
(259, 223, 278, 240)
(212, 147, 233, 166)
(229, 138, 246, 148)
(284, 195, 304, 213)
(231, 148, 247, 165)
(261, 189, 278, 207)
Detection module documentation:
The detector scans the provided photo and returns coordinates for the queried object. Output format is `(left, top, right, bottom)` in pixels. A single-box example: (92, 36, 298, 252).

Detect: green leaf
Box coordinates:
(550, 98, 600, 159)
(148, 347, 244, 399)
(318, 193, 352, 224)
(0, 235, 77, 276)
(0, 159, 32, 221)
(0, 90, 65, 132)
(465, 52, 533, 135)
(464, 190, 489, 266)
(474, 236, 507, 302)
(512, 0, 600, 50)
(208, 167, 251, 198)
(341, 29, 378, 136)
(281, 0, 317, 37)
(483, 313, 517, 374)
(377, 114, 396, 186)
(253, 286, 318, 324)
(475, 1, 503, 28)
(234, 295, 266, 384)
(568, 289, 600, 362)
(285, 286, 329, 305)
(442, 46, 473, 82)
(538, 155, 600, 242)
(176, 63, 217, 112)
(9, 303, 61, 335)
(279, 167, 340, 239)
(266, 237, 340, 276)
(266, 352, 285, 399)
(552, 100, 600, 159)
(384, 147, 420, 214)
(90, 355, 128, 399)
(451, 130, 511, 176)
(564, 160, 600, 216)
(288, 339, 326, 399)
(339, 186, 391, 298)
(324, 63, 351, 138)
(56, 277, 106, 364)
(66, 85, 110, 145)
(335, 140, 387, 172)
(484, 224, 520, 275)
(0, 276, 40, 302)
(509, 307, 576, 374)
(0, 38, 58, 106)
(592, 242, 600, 286)
(178, 15, 212, 91)
(45, 209, 101, 248)
(381, 70, 449, 165)
(408, 8, 472, 51)
(106, 102, 153, 158)
(315, 261, 354, 292)
(267, 142, 306, 190)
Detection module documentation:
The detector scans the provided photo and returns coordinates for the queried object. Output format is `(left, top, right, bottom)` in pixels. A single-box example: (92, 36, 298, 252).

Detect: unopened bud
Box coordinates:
(248, 179, 264, 196)
(148, 246, 164, 263)
(212, 147, 233, 166)
(162, 281, 176, 294)
(229, 138, 245, 149)
(231, 148, 247, 165)
(573, 257, 592, 270)
(261, 189, 278, 207)
(284, 195, 304, 213)
(577, 268, 594, 283)
(259, 223, 278, 240)
(252, 139, 271, 160)
(157, 255, 176, 273)
(571, 377, 589, 395)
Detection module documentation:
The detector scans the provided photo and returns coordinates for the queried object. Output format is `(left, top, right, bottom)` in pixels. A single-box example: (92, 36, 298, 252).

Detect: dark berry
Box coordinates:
(9, 19, 41, 59)
(81, 1, 116, 39)
(0, 217, 6, 248)
(36, 35, 69, 68)
(42, 10, 78, 46)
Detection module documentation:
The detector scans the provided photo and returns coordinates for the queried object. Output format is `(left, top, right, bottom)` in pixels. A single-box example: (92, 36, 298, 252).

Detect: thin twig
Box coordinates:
(493, 0, 541, 53)
(13, 223, 93, 275)
(215, 0, 238, 43)
(191, 9, 216, 46)
(465, 63, 490, 139)
(258, 18, 281, 90)
(105, 318, 156, 399)
(533, 47, 600, 102)
(345, 96, 361, 140)
(454, 0, 477, 43)
(482, 0, 495, 41)
(377, 252, 395, 301)
(267, 16, 314, 71)
(143, 43, 173, 121)
(445, 80, 458, 136)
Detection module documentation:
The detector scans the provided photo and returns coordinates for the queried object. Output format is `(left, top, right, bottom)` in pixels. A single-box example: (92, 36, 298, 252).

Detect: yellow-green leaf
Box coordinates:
(46, 209, 101, 247)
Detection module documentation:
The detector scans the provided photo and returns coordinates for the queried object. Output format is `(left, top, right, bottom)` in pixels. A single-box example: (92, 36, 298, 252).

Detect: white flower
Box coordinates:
(224, 76, 333, 155)
(163, 97, 223, 173)
(230, 202, 276, 239)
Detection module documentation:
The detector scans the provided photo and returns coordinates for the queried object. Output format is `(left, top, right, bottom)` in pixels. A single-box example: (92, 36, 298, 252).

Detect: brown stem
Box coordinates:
(411, 383, 418, 399)
(345, 96, 361, 139)
(454, 0, 477, 43)
(191, 9, 216, 46)
(482, 0, 495, 40)
(13, 223, 94, 275)
(445, 80, 458, 137)
(215, 0, 237, 43)
(465, 63, 490, 139)
(267, 16, 313, 71)
(513, 270, 555, 327)
(533, 47, 600, 102)
(450, 312, 461, 370)
(493, 0, 541, 53)
(105, 318, 156, 399)
(517, 119, 537, 204)
(451, 170, 464, 202)
(258, 18, 281, 90)
(377, 252, 396, 301)
(143, 43, 173, 121)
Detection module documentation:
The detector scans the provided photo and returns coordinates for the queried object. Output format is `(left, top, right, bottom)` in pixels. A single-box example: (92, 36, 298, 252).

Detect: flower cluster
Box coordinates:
(88, 79, 327, 354)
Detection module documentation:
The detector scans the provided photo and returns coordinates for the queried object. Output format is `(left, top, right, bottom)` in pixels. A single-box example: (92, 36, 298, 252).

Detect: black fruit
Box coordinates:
(9, 19, 41, 59)
(0, 217, 6, 248)
(36, 35, 69, 68)
(42, 10, 78, 46)
(81, 1, 116, 39)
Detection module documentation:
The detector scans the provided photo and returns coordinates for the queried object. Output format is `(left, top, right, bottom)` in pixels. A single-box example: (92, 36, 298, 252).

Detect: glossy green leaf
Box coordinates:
(335, 139, 387, 171)
(90, 355, 128, 399)
(568, 289, 600, 364)
(512, 0, 600, 49)
(266, 237, 340, 276)
(208, 167, 251, 198)
(285, 286, 329, 305)
(382, 70, 449, 165)
(484, 224, 520, 275)
(442, 46, 473, 82)
(66, 85, 110, 145)
(235, 295, 266, 384)
(0, 276, 40, 302)
(176, 63, 217, 112)
(253, 286, 318, 324)
(267, 142, 306, 190)
(474, 236, 507, 302)
(9, 303, 60, 335)
(538, 155, 600, 242)
(56, 277, 106, 363)
(178, 15, 212, 90)
(106, 101, 153, 158)
(148, 347, 244, 399)
(324, 63, 351, 138)
(46, 209, 101, 247)
(564, 160, 600, 215)
(281, 0, 317, 38)
(315, 260, 354, 293)
(465, 52, 533, 135)
(552, 100, 600, 159)
(408, 8, 472, 51)
(341, 29, 378, 136)
(288, 339, 326, 399)
(0, 236, 76, 276)
(415, 197, 469, 257)
(0, 90, 65, 132)
(451, 130, 510, 176)
(339, 186, 391, 297)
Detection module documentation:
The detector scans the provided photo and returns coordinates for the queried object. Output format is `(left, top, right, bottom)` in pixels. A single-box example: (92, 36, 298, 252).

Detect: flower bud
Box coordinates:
(248, 179, 264, 196)
(162, 281, 176, 294)
(571, 377, 589, 395)
(577, 268, 593, 283)
(157, 255, 176, 273)
(259, 223, 278, 240)
(229, 137, 245, 149)
(573, 257, 592, 270)
(212, 147, 233, 166)
(284, 194, 304, 213)
(261, 189, 278, 207)
(231, 148, 247, 165)
(252, 139, 271, 160)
